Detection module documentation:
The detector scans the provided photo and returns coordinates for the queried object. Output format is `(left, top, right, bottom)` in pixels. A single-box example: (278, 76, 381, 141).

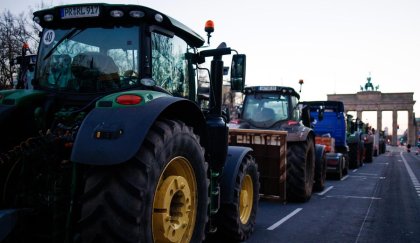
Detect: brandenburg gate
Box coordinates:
(327, 77, 416, 146)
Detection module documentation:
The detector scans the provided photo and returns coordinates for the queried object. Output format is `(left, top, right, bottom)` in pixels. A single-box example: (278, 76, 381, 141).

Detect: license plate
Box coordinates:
(259, 86, 277, 91)
(60, 6, 100, 19)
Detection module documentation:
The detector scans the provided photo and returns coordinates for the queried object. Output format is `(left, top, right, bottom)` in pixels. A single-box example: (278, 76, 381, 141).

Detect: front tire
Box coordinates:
(286, 138, 315, 202)
(79, 119, 209, 243)
(216, 154, 260, 242)
(313, 144, 326, 192)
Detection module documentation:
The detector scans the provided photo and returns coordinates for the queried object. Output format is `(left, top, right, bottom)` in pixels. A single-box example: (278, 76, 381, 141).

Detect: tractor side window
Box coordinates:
(291, 96, 300, 121)
(151, 32, 190, 98)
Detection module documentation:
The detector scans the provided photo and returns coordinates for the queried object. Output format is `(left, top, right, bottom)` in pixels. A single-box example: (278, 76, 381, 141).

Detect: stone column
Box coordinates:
(357, 110, 362, 121)
(407, 109, 414, 145)
(392, 110, 398, 146)
(377, 110, 382, 132)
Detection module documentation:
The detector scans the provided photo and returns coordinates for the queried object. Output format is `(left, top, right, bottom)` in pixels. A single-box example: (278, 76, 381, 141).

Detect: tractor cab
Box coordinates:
(33, 4, 207, 99)
(229, 86, 306, 130)
(32, 3, 245, 106)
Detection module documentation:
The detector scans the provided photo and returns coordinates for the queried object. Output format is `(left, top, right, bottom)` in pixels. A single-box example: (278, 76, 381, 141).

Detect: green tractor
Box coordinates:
(0, 3, 260, 242)
(228, 85, 318, 202)
(361, 123, 375, 163)
(346, 114, 365, 168)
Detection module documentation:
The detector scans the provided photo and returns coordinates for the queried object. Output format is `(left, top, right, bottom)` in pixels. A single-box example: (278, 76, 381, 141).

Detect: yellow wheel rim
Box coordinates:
(152, 156, 197, 243)
(239, 174, 253, 224)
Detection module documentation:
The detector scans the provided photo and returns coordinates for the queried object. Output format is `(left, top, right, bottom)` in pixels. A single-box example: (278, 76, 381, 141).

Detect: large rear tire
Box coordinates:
(348, 143, 359, 169)
(364, 143, 373, 163)
(215, 154, 260, 242)
(286, 138, 315, 202)
(79, 119, 209, 243)
(358, 140, 365, 167)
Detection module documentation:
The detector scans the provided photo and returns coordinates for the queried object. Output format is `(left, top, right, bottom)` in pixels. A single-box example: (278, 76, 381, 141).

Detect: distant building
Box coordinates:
(328, 75, 416, 146)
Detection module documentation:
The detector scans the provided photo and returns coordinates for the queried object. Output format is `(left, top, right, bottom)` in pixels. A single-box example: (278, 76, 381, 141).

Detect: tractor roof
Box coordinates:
(300, 101, 345, 112)
(244, 86, 300, 99)
(33, 3, 205, 48)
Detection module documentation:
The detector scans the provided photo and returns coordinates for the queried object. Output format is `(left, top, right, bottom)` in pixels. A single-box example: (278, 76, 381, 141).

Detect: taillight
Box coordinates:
(230, 119, 241, 124)
(116, 94, 142, 105)
(288, 120, 299, 126)
(326, 159, 338, 166)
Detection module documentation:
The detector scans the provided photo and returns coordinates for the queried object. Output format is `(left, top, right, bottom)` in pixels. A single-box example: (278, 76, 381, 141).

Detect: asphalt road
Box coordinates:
(245, 146, 420, 243)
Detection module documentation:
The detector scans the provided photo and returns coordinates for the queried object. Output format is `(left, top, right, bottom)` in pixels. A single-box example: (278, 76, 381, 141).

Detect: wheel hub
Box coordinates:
(239, 174, 253, 224)
(153, 175, 192, 242)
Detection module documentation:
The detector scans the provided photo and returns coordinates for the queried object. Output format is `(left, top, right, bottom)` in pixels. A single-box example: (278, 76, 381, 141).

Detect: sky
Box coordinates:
(3, 0, 420, 133)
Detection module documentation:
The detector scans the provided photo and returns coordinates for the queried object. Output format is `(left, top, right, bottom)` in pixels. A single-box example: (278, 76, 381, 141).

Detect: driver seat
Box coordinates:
(71, 52, 119, 91)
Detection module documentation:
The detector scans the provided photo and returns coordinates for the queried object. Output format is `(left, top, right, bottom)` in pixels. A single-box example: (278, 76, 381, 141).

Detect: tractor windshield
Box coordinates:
(36, 26, 140, 93)
(242, 93, 290, 128)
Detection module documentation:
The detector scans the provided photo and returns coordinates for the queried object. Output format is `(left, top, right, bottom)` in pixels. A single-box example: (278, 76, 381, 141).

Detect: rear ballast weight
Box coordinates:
(229, 128, 287, 200)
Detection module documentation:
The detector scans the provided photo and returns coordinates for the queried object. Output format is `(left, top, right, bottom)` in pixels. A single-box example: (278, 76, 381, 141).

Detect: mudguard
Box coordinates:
(326, 152, 343, 173)
(220, 146, 253, 204)
(286, 125, 314, 142)
(0, 89, 46, 123)
(71, 96, 205, 165)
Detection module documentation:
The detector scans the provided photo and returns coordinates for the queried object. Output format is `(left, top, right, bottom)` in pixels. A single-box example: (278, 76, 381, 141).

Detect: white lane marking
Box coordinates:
(375, 162, 389, 165)
(317, 186, 333, 196)
(400, 152, 420, 198)
(358, 173, 378, 176)
(355, 169, 383, 243)
(348, 175, 386, 179)
(267, 208, 302, 230)
(353, 169, 358, 173)
(326, 195, 381, 200)
(341, 175, 349, 181)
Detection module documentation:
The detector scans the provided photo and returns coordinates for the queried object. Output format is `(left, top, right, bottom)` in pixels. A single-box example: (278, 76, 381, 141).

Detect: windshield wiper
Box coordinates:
(43, 28, 82, 60)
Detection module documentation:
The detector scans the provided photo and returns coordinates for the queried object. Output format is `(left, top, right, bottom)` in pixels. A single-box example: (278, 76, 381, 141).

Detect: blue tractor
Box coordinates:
(300, 101, 350, 179)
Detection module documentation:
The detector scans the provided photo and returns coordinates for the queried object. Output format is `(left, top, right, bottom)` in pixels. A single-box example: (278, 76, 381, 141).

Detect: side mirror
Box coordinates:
(222, 106, 230, 123)
(317, 106, 324, 121)
(230, 54, 246, 92)
(301, 105, 311, 128)
(235, 105, 243, 119)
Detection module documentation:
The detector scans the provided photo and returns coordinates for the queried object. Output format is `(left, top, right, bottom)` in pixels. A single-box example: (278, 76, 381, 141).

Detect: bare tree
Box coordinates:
(0, 9, 40, 89)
